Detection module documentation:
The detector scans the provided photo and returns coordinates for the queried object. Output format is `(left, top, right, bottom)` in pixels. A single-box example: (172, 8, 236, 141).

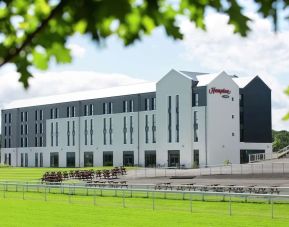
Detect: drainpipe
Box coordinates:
(78, 101, 81, 168)
(137, 94, 140, 166)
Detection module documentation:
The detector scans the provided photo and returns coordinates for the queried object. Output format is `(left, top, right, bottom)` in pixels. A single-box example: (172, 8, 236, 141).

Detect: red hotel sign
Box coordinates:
(209, 87, 231, 98)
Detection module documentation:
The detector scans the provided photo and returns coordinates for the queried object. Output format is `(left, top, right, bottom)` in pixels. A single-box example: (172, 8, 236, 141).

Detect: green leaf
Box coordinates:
(32, 51, 49, 70)
(48, 43, 72, 64)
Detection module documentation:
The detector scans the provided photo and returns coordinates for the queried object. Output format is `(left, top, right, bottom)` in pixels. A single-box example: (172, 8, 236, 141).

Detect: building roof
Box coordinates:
(196, 72, 222, 86)
(4, 82, 156, 110)
(233, 77, 254, 88)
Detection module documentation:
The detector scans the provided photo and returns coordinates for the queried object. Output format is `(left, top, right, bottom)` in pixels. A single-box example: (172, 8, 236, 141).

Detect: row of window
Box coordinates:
(20, 153, 43, 167)
(4, 113, 12, 124)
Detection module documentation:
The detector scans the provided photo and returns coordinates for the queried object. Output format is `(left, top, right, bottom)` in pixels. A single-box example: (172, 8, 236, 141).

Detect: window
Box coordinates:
(130, 116, 133, 144)
(152, 114, 156, 143)
(90, 119, 93, 145)
(8, 138, 11, 148)
(25, 124, 28, 134)
(40, 153, 43, 167)
(8, 126, 11, 136)
(20, 138, 23, 147)
(4, 139, 7, 148)
(25, 112, 28, 122)
(103, 151, 113, 166)
(35, 153, 39, 167)
(39, 137, 43, 147)
(84, 120, 88, 145)
(108, 102, 113, 114)
(176, 95, 179, 143)
(50, 109, 53, 119)
(35, 123, 38, 134)
(67, 121, 70, 146)
(21, 153, 24, 167)
(20, 124, 23, 135)
(193, 111, 198, 142)
(40, 123, 43, 134)
(129, 100, 134, 112)
(232, 115, 234, 119)
(21, 112, 24, 122)
(109, 118, 112, 145)
(35, 110, 38, 121)
(4, 114, 7, 123)
(145, 115, 149, 144)
(84, 152, 93, 167)
(56, 122, 59, 146)
(66, 152, 75, 168)
(50, 152, 59, 167)
(55, 108, 59, 118)
(9, 113, 12, 123)
(39, 110, 43, 120)
(25, 137, 28, 147)
(67, 106, 70, 117)
(4, 126, 6, 136)
(25, 153, 28, 167)
(84, 105, 88, 116)
(145, 98, 150, 111)
(51, 122, 53, 146)
(168, 96, 172, 143)
(103, 103, 107, 114)
(123, 100, 128, 112)
(71, 106, 76, 117)
(72, 121, 75, 146)
(35, 137, 38, 147)
(103, 118, 107, 145)
(151, 97, 156, 110)
(232, 132, 235, 136)
(123, 117, 127, 144)
(89, 104, 94, 115)
(194, 93, 199, 106)
(232, 97, 234, 101)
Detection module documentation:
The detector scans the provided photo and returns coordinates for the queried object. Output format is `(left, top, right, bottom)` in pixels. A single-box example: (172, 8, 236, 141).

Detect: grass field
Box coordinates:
(1, 167, 289, 226)
(0, 195, 289, 227)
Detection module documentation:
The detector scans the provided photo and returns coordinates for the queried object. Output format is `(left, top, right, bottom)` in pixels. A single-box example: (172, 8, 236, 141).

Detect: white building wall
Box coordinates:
(206, 72, 240, 165)
(156, 70, 193, 167)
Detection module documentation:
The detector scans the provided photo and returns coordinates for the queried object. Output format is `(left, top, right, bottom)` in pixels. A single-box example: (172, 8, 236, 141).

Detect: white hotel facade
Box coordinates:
(1, 70, 272, 168)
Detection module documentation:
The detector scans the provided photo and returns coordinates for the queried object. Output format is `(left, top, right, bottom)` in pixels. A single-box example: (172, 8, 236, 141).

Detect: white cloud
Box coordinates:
(0, 69, 147, 112)
(180, 12, 289, 130)
(67, 43, 86, 58)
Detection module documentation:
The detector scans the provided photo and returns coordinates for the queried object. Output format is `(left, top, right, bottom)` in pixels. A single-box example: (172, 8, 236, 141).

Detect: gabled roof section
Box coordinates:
(196, 71, 224, 86)
(180, 71, 206, 81)
(4, 82, 156, 110)
(233, 76, 254, 88)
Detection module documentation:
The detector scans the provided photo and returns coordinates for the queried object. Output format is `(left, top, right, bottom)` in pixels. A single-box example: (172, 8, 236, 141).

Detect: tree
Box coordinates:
(272, 130, 289, 152)
(0, 0, 285, 88)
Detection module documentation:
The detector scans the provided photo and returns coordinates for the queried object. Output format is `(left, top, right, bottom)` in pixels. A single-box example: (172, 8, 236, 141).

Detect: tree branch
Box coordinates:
(0, 0, 67, 68)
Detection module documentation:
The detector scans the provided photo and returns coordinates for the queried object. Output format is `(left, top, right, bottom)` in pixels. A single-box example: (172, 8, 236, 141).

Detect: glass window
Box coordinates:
(145, 115, 149, 144)
(168, 96, 172, 143)
(103, 151, 113, 166)
(50, 152, 59, 167)
(84, 152, 93, 167)
(66, 152, 75, 168)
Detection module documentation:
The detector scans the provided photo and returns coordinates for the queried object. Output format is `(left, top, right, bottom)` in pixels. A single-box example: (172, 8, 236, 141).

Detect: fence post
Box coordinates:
(3, 184, 5, 198)
(68, 185, 71, 204)
(152, 191, 155, 210)
(271, 197, 274, 219)
(22, 185, 25, 200)
(44, 186, 47, 201)
(122, 190, 125, 208)
(190, 193, 192, 213)
(93, 188, 96, 206)
(229, 194, 232, 216)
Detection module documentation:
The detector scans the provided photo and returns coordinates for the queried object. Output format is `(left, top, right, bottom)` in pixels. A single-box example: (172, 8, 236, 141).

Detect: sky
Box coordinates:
(1, 2, 289, 130)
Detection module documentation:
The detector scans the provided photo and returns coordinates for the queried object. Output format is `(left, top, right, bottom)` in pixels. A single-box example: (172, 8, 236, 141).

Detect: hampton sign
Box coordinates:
(208, 87, 231, 98)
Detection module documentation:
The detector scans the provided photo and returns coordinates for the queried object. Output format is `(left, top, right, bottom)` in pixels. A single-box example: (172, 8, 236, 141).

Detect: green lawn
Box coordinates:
(0, 196, 289, 227)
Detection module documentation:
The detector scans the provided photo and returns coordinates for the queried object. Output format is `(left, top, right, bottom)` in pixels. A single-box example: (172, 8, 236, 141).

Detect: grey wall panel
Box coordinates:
(240, 77, 272, 143)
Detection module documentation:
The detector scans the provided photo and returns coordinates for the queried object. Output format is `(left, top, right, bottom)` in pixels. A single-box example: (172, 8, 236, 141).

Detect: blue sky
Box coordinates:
(1, 3, 289, 130)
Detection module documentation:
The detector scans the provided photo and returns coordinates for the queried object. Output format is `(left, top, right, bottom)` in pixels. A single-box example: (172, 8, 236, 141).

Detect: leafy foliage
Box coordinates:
(272, 130, 289, 152)
(0, 0, 286, 88)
